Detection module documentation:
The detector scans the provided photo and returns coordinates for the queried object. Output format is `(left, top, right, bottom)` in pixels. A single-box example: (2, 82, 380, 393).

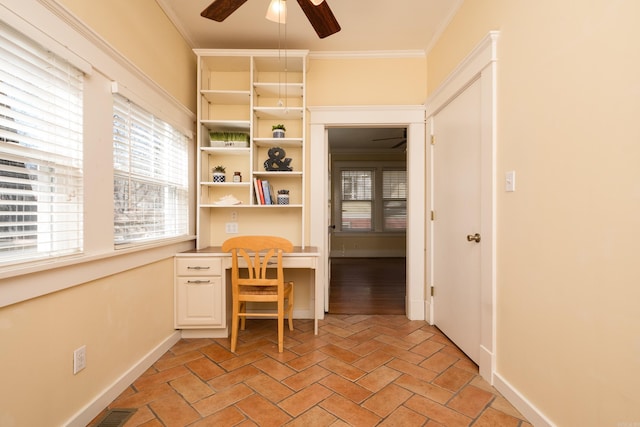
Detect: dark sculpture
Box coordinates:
(263, 147, 292, 171)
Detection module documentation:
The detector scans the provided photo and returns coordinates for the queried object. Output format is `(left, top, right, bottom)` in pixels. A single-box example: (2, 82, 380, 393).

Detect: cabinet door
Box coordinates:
(175, 276, 223, 327)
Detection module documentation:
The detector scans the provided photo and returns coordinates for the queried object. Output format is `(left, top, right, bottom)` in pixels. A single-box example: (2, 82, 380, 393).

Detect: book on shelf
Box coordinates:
(253, 178, 264, 205)
(262, 180, 272, 205)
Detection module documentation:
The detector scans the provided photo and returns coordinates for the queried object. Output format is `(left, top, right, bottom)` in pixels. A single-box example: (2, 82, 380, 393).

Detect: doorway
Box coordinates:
(329, 257, 405, 314)
(308, 106, 427, 321)
(327, 127, 407, 314)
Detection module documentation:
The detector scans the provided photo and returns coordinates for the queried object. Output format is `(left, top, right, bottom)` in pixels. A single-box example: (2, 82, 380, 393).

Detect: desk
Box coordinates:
(175, 246, 321, 337)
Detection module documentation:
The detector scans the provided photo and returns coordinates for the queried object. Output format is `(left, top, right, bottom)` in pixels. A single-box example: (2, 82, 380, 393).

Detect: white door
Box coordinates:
(432, 77, 482, 364)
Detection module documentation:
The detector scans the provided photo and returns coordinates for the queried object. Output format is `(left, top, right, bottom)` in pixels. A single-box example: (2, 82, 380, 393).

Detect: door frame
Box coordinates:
(309, 106, 427, 320)
(426, 31, 499, 381)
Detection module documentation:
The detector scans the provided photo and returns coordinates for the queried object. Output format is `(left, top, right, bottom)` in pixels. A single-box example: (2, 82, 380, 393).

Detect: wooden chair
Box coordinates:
(222, 235, 294, 352)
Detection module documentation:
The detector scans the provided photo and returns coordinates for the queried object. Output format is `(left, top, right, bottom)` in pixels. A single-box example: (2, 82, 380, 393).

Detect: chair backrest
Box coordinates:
(222, 236, 294, 290)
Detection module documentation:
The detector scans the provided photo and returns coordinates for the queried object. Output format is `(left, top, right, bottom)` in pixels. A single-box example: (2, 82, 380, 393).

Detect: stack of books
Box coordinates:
(253, 178, 275, 205)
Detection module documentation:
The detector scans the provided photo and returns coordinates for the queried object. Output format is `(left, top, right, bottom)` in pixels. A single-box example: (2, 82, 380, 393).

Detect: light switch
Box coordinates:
(225, 222, 238, 234)
(505, 171, 516, 192)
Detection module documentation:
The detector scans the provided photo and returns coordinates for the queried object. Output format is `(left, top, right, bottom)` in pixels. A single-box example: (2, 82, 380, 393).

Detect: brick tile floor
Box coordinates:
(89, 315, 532, 426)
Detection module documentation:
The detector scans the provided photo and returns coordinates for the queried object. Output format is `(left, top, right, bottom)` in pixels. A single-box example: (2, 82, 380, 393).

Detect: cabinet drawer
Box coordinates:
(176, 257, 221, 276)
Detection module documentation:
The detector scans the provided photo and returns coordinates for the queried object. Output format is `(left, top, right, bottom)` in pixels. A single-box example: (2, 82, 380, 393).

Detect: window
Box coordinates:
(112, 94, 189, 246)
(0, 21, 84, 265)
(383, 170, 406, 231)
(341, 170, 372, 231)
(337, 166, 406, 233)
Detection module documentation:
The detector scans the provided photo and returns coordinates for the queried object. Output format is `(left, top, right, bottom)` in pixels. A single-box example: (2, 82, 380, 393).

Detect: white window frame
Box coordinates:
(333, 160, 407, 234)
(0, 20, 85, 265)
(0, 0, 196, 308)
(112, 92, 190, 247)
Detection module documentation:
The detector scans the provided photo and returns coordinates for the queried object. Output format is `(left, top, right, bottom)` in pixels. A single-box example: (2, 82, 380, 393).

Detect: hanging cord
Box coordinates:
(275, 1, 288, 111)
(284, 4, 288, 112)
(277, 3, 282, 107)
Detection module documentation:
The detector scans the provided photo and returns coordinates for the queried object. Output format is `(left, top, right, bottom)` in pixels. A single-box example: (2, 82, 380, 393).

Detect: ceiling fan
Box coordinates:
(201, 0, 341, 39)
(373, 129, 407, 149)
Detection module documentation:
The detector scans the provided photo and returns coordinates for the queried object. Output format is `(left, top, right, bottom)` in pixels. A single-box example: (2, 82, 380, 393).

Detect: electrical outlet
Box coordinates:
(73, 345, 86, 374)
(231, 211, 238, 221)
(225, 222, 238, 234)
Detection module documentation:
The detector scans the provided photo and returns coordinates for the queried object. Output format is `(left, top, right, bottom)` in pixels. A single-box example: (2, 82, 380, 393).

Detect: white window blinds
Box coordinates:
(112, 94, 189, 246)
(0, 21, 84, 265)
(383, 170, 406, 231)
(341, 170, 372, 231)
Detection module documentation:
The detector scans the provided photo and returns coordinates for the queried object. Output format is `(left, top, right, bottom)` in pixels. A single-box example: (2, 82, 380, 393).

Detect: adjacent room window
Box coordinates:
(382, 170, 407, 231)
(0, 21, 84, 265)
(112, 94, 189, 246)
(337, 166, 406, 232)
(340, 170, 373, 231)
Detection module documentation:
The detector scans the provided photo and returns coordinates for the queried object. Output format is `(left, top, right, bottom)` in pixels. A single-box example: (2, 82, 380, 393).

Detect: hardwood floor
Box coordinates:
(328, 257, 406, 315)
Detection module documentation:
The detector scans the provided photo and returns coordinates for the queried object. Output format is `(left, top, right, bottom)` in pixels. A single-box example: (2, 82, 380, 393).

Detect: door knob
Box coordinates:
(466, 233, 481, 243)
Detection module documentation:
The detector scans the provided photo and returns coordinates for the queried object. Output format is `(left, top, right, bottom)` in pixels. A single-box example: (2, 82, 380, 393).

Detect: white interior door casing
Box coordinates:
(426, 31, 498, 381)
(309, 106, 426, 321)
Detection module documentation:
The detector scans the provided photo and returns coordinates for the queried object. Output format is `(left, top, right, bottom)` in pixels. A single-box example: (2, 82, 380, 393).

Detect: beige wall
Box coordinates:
(59, 0, 196, 110)
(428, 1, 640, 425)
(0, 1, 195, 425)
(308, 56, 426, 106)
(7, 1, 640, 425)
(0, 259, 175, 426)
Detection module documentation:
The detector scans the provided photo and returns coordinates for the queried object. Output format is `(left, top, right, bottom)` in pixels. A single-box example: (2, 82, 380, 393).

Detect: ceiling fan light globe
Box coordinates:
(310, 0, 324, 5)
(266, 0, 287, 23)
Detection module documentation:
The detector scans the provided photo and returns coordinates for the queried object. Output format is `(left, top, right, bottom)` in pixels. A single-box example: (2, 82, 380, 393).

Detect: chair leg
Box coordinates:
(239, 301, 247, 330)
(231, 303, 239, 353)
(277, 300, 284, 353)
(287, 284, 294, 331)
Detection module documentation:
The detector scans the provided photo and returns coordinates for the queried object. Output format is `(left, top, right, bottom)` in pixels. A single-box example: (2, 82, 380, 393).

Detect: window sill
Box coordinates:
(0, 235, 196, 308)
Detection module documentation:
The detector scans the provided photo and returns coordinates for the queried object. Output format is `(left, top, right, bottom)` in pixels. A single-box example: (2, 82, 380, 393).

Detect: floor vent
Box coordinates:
(93, 409, 136, 427)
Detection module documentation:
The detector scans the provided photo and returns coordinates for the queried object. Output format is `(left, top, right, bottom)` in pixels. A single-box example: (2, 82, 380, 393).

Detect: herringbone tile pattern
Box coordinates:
(90, 315, 532, 426)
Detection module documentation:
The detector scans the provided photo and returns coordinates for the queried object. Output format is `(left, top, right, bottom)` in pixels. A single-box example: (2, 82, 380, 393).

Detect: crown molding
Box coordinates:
(309, 50, 426, 60)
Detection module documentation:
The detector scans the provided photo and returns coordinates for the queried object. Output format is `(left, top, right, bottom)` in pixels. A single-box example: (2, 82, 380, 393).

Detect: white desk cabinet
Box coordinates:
(174, 256, 227, 337)
(175, 246, 321, 338)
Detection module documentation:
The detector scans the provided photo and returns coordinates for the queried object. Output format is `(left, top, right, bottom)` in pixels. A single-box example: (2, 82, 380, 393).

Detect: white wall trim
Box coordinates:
(493, 372, 556, 427)
(423, 0, 466, 55)
(309, 50, 426, 59)
(0, 0, 198, 307)
(0, 239, 195, 308)
(426, 31, 499, 117)
(309, 105, 426, 320)
(33, 0, 195, 130)
(64, 331, 182, 427)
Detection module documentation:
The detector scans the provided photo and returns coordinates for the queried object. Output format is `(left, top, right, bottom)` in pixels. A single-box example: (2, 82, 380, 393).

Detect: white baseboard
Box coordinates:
(406, 296, 425, 321)
(478, 345, 494, 383)
(180, 328, 228, 338)
(492, 372, 556, 427)
(64, 331, 181, 427)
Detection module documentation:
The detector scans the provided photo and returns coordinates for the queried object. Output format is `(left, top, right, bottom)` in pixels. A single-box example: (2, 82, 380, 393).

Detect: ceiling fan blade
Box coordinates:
(372, 136, 404, 142)
(296, 0, 341, 39)
(201, 0, 248, 22)
(392, 140, 407, 149)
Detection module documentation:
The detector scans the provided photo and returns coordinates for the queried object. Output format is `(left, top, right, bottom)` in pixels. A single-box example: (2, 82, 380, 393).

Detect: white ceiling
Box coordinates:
(156, 0, 462, 52)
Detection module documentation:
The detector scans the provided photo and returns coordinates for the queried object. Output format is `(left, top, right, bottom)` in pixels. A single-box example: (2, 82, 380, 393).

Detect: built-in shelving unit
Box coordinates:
(194, 49, 308, 248)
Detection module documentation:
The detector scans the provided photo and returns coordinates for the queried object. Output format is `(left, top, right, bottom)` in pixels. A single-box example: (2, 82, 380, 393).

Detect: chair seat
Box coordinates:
(239, 282, 293, 296)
